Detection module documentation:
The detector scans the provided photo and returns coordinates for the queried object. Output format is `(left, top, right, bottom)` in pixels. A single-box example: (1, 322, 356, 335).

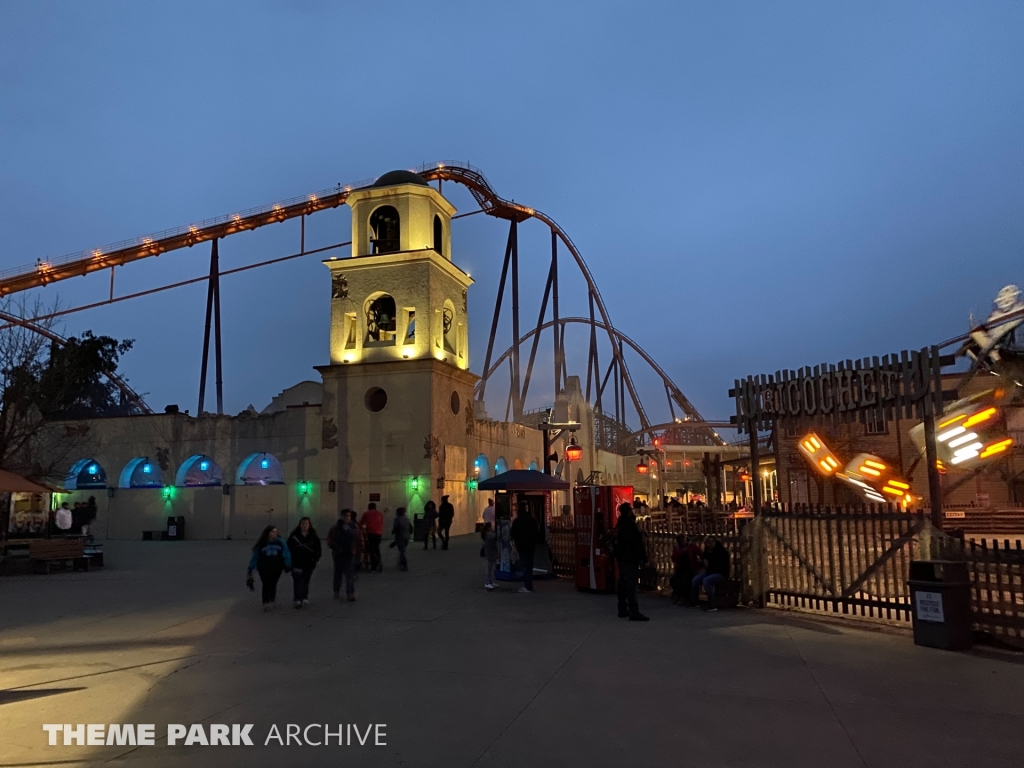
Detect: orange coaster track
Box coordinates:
(2, 162, 722, 443)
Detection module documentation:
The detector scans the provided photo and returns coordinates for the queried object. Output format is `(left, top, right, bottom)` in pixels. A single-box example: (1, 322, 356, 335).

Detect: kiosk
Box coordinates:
(478, 469, 569, 582)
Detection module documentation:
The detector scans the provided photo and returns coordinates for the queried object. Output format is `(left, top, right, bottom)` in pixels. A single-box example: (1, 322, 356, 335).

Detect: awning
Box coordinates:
(478, 469, 570, 492)
(0, 469, 54, 494)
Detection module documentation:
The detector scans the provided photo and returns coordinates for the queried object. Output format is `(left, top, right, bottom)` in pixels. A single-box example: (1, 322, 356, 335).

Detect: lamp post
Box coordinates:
(539, 409, 582, 515)
(637, 445, 666, 510)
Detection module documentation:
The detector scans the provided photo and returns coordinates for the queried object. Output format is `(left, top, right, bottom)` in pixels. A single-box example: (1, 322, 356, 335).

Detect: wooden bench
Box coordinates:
(697, 578, 742, 609)
(29, 538, 86, 574)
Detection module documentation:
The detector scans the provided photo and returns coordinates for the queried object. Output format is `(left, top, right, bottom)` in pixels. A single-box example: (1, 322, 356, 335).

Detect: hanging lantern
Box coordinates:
(636, 461, 649, 475)
(565, 436, 583, 462)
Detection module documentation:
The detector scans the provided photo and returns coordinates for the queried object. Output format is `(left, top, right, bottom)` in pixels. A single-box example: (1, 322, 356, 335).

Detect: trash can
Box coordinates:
(412, 514, 428, 543)
(166, 516, 186, 541)
(908, 560, 972, 651)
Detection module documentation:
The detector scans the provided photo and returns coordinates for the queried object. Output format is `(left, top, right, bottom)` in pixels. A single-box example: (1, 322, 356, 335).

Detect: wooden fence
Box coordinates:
(940, 537, 1024, 648)
(547, 504, 1024, 648)
(758, 506, 927, 623)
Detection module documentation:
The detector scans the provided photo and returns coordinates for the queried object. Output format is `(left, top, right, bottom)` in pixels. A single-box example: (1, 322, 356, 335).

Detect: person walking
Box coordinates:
(287, 517, 321, 608)
(422, 500, 439, 550)
(392, 506, 411, 571)
(481, 521, 498, 590)
(510, 507, 540, 593)
(328, 510, 358, 602)
(482, 498, 495, 527)
(360, 502, 384, 572)
(247, 525, 292, 611)
(614, 504, 650, 621)
(438, 495, 455, 550)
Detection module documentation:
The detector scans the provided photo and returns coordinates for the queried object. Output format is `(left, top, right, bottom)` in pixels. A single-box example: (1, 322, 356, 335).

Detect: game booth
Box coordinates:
(478, 469, 569, 582)
(572, 485, 633, 592)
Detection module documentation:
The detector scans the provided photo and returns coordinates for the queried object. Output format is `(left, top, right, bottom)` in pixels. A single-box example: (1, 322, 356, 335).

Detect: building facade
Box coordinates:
(51, 171, 552, 540)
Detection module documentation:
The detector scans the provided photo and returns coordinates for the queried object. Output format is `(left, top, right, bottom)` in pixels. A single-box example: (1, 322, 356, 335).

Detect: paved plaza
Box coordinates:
(1, 536, 1023, 768)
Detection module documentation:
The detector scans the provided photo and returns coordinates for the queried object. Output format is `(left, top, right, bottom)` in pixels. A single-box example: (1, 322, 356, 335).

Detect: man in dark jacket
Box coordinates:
(391, 507, 412, 571)
(614, 503, 650, 621)
(328, 510, 358, 602)
(438, 495, 455, 550)
(691, 537, 730, 611)
(510, 507, 540, 593)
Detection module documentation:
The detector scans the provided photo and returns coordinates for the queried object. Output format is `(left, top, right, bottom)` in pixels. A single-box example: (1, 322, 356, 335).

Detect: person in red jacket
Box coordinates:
(360, 503, 384, 572)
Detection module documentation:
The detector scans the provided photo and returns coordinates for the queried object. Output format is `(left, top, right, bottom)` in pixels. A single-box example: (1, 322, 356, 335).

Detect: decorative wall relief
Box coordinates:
(331, 273, 349, 300)
(322, 417, 339, 449)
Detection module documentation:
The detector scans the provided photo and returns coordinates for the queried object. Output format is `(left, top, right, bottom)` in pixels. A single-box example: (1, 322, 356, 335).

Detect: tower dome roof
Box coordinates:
(372, 170, 429, 188)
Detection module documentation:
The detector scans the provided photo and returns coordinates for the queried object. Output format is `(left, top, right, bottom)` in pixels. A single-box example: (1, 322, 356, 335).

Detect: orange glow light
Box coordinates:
(859, 466, 881, 477)
(938, 414, 966, 429)
(887, 480, 910, 490)
(979, 439, 1012, 459)
(963, 408, 997, 429)
(864, 460, 886, 470)
(819, 460, 833, 472)
(882, 487, 903, 496)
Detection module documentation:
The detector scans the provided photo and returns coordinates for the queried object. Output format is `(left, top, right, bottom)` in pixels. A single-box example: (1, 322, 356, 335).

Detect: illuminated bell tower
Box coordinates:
(326, 170, 471, 367)
(318, 170, 476, 516)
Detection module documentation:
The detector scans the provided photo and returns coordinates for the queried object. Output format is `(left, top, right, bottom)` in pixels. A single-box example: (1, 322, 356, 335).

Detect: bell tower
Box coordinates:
(325, 170, 471, 368)
(318, 170, 477, 519)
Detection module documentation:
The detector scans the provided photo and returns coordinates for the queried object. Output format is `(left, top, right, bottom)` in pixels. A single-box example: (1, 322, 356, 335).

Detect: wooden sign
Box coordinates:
(730, 346, 953, 434)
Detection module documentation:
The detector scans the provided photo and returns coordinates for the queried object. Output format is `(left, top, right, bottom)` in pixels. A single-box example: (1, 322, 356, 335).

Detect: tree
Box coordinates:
(0, 296, 137, 479)
(37, 332, 135, 419)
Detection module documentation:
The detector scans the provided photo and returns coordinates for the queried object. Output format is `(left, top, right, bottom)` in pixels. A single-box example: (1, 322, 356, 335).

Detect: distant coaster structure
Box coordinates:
(0, 162, 729, 449)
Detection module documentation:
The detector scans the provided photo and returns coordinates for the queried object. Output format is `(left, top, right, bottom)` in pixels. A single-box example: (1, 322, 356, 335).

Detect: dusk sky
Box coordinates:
(2, 2, 1022, 428)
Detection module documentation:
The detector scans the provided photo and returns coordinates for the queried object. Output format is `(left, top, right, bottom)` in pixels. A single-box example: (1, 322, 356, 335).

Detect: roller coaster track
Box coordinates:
(480, 317, 725, 447)
(481, 317, 704, 420)
(0, 310, 152, 414)
(0, 161, 711, 433)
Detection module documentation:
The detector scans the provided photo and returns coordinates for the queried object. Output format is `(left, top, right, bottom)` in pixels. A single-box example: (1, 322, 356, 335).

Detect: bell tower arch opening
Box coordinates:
(433, 214, 444, 256)
(365, 293, 398, 346)
(369, 205, 400, 255)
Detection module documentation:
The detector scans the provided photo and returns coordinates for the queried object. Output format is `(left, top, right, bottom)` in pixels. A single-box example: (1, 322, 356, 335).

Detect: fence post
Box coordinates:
(742, 514, 767, 608)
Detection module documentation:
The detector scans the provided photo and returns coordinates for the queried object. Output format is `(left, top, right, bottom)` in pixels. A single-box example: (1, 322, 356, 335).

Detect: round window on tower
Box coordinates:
(364, 387, 388, 413)
(450, 391, 460, 415)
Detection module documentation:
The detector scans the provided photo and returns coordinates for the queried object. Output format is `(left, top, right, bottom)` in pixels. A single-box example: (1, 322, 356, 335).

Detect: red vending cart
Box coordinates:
(573, 485, 632, 592)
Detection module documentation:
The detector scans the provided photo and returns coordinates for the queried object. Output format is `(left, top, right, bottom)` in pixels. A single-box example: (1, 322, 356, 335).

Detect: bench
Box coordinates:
(697, 579, 742, 609)
(29, 539, 88, 574)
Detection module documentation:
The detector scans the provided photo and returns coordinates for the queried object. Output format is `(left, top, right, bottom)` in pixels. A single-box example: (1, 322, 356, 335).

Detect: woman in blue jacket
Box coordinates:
(247, 525, 292, 611)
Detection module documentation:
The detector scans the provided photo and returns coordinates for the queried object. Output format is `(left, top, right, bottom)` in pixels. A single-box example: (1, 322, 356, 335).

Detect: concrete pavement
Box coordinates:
(1, 535, 1022, 767)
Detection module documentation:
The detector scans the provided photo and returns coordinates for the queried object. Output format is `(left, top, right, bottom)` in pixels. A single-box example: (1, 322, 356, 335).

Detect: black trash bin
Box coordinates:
(166, 516, 186, 541)
(908, 560, 972, 651)
(412, 514, 427, 543)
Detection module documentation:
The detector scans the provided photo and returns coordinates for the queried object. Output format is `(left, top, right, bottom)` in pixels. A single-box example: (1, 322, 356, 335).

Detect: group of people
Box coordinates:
(245, 498, 462, 610)
(244, 497, 731, 616)
(417, 495, 455, 550)
(54, 498, 97, 536)
(669, 534, 731, 611)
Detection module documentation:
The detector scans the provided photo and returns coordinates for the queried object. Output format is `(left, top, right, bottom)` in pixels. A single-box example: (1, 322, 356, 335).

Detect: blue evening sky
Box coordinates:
(1, 1, 1022, 427)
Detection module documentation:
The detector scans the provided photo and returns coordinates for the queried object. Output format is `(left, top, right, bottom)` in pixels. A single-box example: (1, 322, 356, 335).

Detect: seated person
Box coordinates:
(691, 537, 730, 611)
